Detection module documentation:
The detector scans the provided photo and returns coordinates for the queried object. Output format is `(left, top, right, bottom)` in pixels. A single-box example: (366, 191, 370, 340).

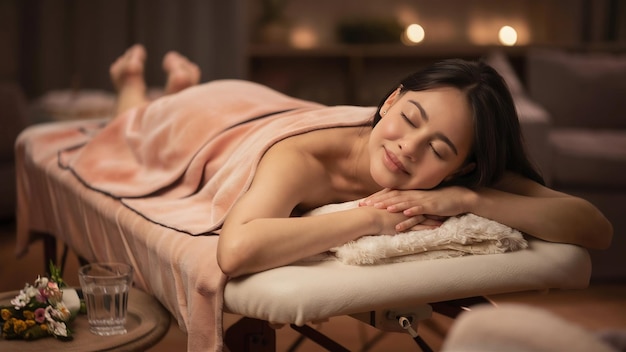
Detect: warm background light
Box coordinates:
(498, 25, 518, 46)
(402, 23, 425, 45)
(289, 25, 319, 49)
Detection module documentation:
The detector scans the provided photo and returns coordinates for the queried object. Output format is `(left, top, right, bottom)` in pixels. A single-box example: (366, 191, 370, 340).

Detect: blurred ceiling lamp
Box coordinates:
(402, 24, 425, 45)
(498, 25, 518, 46)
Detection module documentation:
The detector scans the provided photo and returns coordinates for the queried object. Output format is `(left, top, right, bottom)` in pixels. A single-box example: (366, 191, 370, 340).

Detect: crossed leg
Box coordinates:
(109, 44, 201, 115)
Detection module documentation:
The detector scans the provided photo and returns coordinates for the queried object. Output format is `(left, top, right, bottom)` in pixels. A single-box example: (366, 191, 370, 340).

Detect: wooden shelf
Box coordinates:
(248, 43, 530, 58)
(246, 43, 531, 106)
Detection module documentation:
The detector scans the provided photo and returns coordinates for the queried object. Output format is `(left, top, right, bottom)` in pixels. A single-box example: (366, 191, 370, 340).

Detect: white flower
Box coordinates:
(10, 291, 29, 309)
(44, 305, 56, 321)
(45, 306, 70, 337)
(53, 303, 72, 322)
(24, 284, 39, 299)
(47, 319, 69, 337)
(34, 275, 49, 289)
(44, 304, 70, 322)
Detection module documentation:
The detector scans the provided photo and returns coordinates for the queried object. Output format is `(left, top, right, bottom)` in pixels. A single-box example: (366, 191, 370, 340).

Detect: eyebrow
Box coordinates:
(409, 100, 429, 122)
(408, 99, 459, 156)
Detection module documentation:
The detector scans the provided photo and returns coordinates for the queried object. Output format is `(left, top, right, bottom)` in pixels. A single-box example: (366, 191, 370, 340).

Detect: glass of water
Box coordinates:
(78, 262, 134, 336)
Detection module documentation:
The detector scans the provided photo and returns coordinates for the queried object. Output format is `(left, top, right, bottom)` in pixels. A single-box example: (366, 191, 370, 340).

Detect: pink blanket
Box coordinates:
(58, 80, 375, 234)
(15, 120, 230, 350)
(17, 80, 376, 351)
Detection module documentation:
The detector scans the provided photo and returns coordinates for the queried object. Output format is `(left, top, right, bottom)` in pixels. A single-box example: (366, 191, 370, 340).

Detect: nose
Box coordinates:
(398, 131, 427, 161)
(398, 140, 418, 161)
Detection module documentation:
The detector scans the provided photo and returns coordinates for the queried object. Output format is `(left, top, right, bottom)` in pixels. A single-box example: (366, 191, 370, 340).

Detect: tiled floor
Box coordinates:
(1, 220, 625, 351)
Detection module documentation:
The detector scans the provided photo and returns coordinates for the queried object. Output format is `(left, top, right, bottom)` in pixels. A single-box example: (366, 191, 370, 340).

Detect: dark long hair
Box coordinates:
(374, 58, 544, 188)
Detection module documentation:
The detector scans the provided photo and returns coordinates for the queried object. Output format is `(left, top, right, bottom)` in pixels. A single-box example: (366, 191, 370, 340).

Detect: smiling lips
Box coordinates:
(382, 147, 409, 174)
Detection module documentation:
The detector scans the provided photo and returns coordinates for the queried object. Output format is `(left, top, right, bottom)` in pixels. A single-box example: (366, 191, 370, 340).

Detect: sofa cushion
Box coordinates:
(527, 49, 626, 129)
(550, 129, 626, 189)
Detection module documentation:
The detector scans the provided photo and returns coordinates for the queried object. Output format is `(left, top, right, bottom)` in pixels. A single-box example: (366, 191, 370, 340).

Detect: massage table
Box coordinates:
(14, 119, 592, 351)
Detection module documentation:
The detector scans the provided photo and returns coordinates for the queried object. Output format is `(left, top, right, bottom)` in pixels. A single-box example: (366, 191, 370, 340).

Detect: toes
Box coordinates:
(162, 51, 182, 70)
(163, 52, 199, 76)
(128, 44, 147, 61)
(110, 44, 147, 90)
(122, 44, 147, 73)
(113, 45, 146, 68)
(163, 51, 201, 93)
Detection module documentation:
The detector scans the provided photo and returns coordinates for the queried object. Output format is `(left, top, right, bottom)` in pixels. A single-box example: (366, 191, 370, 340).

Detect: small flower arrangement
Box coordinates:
(1, 263, 82, 341)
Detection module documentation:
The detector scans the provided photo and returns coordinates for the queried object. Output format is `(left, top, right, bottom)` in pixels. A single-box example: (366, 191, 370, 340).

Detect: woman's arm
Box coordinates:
(470, 173, 612, 249)
(217, 146, 406, 277)
(362, 172, 613, 250)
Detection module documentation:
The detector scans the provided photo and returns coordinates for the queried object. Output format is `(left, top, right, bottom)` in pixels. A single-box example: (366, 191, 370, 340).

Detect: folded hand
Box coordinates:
(360, 187, 472, 232)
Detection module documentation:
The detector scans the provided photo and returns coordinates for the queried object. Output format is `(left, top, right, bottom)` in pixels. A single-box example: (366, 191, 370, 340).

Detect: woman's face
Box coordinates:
(368, 86, 475, 190)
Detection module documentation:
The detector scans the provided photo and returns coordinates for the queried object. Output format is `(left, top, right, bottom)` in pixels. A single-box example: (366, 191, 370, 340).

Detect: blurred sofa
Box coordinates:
(488, 49, 626, 281)
(0, 82, 30, 221)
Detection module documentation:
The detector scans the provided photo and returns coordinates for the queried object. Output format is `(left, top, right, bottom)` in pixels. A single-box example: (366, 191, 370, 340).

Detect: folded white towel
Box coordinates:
(304, 200, 528, 265)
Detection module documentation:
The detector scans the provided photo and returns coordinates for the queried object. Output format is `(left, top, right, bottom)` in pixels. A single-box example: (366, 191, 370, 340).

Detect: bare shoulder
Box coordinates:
(229, 135, 330, 221)
(226, 126, 364, 225)
(260, 137, 327, 187)
(256, 132, 335, 198)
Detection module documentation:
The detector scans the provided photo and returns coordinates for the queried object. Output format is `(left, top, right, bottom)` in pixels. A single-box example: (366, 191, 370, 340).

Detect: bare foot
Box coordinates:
(162, 51, 201, 94)
(109, 44, 147, 93)
(110, 44, 148, 114)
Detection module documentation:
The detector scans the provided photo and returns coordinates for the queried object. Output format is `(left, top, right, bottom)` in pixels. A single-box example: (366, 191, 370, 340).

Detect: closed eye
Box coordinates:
(403, 112, 443, 159)
(401, 112, 416, 127)
(429, 143, 443, 159)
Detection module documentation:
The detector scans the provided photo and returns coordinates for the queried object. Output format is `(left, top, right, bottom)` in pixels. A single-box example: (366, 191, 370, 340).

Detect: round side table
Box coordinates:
(0, 287, 171, 351)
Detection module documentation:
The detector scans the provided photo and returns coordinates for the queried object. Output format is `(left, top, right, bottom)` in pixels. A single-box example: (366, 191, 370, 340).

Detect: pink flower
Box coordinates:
(43, 282, 62, 304)
(34, 308, 46, 323)
(36, 288, 47, 303)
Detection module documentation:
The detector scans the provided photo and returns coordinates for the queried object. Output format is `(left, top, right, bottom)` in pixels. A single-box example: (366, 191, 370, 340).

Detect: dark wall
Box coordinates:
(6, 0, 247, 99)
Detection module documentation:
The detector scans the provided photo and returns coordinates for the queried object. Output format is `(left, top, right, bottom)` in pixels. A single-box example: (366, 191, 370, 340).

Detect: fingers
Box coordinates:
(395, 215, 423, 232)
(396, 222, 439, 232)
(395, 215, 445, 232)
(361, 188, 462, 234)
(360, 190, 422, 213)
(402, 205, 425, 216)
(359, 188, 394, 206)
